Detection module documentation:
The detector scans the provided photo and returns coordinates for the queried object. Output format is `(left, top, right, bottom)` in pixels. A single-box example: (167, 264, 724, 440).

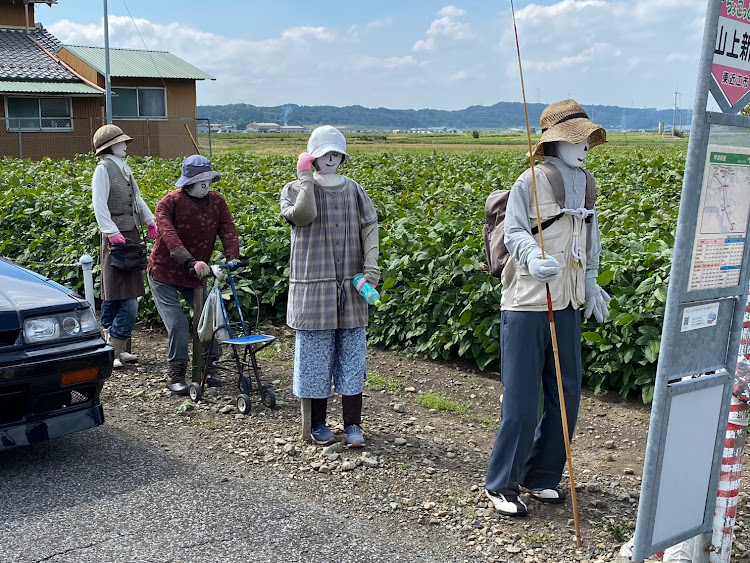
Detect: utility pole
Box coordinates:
(103, 0, 112, 124)
(672, 87, 680, 135)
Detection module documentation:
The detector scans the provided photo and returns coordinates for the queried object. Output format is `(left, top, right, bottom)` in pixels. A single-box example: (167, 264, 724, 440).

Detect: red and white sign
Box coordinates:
(713, 2, 750, 107)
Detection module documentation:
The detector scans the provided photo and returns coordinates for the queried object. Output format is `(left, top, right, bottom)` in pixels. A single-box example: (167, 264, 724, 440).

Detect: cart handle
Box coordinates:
(189, 261, 247, 279)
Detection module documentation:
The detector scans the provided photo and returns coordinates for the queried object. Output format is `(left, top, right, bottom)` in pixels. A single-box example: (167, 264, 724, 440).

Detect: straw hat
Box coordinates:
(531, 99, 606, 159)
(93, 124, 132, 156)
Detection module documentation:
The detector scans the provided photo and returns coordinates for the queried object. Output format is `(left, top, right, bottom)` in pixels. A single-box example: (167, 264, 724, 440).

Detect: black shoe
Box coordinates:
(206, 370, 222, 388)
(167, 380, 189, 395)
(485, 489, 528, 516)
(167, 362, 189, 396)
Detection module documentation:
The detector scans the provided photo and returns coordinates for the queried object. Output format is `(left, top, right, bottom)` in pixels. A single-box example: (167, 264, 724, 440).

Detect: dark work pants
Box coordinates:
(485, 306, 582, 492)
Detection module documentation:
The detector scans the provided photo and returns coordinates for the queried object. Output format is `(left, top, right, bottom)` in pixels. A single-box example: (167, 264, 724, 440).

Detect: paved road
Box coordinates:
(0, 425, 471, 563)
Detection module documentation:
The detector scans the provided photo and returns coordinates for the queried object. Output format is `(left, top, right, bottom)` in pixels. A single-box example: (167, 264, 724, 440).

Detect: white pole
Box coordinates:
(79, 255, 95, 311)
(103, 0, 112, 125)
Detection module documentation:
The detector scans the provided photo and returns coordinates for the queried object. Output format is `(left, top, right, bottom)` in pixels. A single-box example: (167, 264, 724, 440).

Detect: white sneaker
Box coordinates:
(113, 357, 123, 369)
(485, 488, 527, 516)
(526, 487, 566, 504)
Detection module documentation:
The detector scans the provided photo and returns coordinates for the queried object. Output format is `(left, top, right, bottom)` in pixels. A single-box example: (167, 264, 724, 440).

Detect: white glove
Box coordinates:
(584, 275, 611, 323)
(527, 248, 560, 283)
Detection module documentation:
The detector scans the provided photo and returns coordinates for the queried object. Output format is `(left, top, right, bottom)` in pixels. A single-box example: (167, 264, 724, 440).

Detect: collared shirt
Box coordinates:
(92, 155, 154, 236)
(281, 176, 378, 330)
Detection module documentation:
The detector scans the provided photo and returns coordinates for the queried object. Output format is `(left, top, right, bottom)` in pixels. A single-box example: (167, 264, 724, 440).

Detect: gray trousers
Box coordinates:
(148, 275, 220, 365)
(485, 305, 582, 493)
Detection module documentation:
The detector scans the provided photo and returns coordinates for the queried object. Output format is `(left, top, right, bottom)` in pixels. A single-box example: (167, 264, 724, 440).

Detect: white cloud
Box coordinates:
(42, 2, 711, 111)
(412, 5, 474, 52)
(524, 43, 620, 72)
(450, 70, 468, 81)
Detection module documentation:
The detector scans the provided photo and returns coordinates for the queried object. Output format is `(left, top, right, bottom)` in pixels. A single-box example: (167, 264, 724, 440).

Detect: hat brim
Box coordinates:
(530, 119, 606, 159)
(175, 170, 221, 187)
(309, 143, 349, 161)
(94, 133, 132, 155)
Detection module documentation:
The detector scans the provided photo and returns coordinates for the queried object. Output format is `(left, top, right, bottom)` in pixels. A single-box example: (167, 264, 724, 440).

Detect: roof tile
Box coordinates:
(0, 26, 76, 82)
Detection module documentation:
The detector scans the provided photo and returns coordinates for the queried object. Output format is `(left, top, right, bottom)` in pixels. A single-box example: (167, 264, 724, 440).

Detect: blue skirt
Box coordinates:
(293, 328, 367, 398)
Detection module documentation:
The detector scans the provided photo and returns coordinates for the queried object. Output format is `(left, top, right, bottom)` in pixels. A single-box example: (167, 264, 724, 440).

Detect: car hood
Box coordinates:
(0, 260, 83, 330)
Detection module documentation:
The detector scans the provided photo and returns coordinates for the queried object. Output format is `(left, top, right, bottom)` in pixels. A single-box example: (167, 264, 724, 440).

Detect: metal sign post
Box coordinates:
(632, 1, 750, 560)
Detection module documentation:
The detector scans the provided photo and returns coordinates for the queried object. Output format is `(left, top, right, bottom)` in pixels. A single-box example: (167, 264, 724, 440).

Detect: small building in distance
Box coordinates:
(280, 125, 305, 134)
(246, 122, 280, 133)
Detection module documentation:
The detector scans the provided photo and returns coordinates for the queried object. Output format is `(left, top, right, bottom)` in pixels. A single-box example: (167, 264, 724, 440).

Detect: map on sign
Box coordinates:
(699, 161, 750, 234)
(688, 145, 750, 291)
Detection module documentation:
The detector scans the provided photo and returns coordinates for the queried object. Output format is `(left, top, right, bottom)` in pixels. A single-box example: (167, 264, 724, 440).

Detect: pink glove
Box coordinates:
(148, 222, 158, 239)
(108, 233, 126, 245)
(297, 152, 316, 173)
(194, 261, 210, 278)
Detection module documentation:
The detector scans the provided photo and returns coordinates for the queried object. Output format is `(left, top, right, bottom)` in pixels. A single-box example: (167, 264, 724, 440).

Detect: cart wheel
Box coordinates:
(261, 388, 276, 409)
(189, 382, 202, 402)
(237, 393, 252, 415)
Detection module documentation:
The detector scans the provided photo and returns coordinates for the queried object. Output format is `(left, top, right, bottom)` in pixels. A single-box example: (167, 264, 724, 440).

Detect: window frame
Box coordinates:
(111, 87, 167, 119)
(5, 96, 73, 132)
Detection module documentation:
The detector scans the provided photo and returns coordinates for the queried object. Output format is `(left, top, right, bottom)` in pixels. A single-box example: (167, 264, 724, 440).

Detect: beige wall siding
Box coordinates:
(57, 49, 102, 86)
(0, 3, 33, 27)
(0, 95, 105, 158)
(111, 78, 197, 118)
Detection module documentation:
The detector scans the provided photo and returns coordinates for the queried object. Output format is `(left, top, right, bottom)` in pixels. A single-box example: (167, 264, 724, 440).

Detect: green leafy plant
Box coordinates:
(0, 145, 683, 403)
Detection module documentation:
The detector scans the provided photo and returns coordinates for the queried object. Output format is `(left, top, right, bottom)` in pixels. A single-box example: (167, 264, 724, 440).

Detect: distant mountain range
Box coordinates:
(197, 101, 690, 132)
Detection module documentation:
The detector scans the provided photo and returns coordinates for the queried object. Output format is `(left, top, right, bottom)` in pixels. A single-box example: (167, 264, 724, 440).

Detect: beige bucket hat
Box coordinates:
(93, 124, 132, 155)
(531, 99, 606, 159)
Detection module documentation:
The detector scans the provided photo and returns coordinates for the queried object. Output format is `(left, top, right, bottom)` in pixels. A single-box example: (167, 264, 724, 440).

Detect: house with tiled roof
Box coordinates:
(0, 0, 214, 159)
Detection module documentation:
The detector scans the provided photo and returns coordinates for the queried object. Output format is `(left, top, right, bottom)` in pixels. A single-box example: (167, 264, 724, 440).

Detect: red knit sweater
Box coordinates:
(148, 189, 239, 288)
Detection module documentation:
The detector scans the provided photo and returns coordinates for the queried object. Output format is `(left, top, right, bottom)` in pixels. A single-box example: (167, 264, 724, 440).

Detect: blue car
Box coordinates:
(0, 258, 113, 450)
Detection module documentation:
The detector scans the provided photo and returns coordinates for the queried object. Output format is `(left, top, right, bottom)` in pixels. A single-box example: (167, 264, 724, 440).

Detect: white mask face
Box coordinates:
(314, 151, 343, 175)
(110, 141, 127, 159)
(185, 181, 210, 198)
(557, 138, 589, 168)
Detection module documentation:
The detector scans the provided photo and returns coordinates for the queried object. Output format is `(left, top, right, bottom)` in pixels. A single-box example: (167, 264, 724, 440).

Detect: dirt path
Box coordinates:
(101, 326, 750, 562)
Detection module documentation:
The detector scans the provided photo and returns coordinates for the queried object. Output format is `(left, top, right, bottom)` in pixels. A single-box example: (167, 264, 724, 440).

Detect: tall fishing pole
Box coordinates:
(509, 0, 582, 547)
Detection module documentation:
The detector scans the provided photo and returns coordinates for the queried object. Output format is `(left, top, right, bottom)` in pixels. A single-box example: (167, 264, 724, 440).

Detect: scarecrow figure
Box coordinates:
(148, 155, 240, 395)
(484, 99, 610, 516)
(280, 126, 380, 448)
(91, 124, 157, 369)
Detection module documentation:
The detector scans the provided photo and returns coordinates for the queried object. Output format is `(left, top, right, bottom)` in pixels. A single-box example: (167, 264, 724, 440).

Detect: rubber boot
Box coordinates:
(166, 362, 189, 396)
(107, 333, 138, 367)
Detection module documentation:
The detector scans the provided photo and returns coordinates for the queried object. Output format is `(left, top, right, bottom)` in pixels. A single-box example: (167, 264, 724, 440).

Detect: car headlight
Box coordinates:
(23, 308, 100, 344)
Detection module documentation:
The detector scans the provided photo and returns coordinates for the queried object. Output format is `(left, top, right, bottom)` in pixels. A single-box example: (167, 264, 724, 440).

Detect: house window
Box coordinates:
(112, 87, 166, 118)
(6, 97, 73, 131)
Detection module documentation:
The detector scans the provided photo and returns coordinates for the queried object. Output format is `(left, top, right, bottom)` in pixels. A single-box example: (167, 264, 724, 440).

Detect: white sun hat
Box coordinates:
(307, 125, 349, 161)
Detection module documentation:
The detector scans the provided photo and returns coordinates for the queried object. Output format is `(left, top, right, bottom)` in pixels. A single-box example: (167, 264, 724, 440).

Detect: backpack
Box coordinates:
(483, 163, 596, 278)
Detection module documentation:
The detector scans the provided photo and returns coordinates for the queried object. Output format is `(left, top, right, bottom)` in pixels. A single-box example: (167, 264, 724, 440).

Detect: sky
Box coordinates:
(35, 0, 710, 111)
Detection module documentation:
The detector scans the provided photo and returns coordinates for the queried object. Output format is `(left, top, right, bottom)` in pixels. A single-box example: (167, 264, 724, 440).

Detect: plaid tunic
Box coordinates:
(281, 177, 378, 330)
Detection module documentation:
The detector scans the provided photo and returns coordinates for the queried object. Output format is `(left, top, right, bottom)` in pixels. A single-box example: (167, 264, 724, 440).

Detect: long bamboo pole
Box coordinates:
(509, 0, 582, 547)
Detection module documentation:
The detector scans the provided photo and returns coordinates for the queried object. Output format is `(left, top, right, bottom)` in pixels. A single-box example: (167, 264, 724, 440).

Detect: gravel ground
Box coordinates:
(100, 325, 750, 563)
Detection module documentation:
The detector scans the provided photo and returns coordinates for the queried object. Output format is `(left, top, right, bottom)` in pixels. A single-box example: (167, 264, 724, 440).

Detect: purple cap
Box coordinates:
(175, 154, 221, 187)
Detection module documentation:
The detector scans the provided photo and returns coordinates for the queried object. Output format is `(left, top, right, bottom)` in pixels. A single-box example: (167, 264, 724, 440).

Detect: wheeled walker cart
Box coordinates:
(188, 261, 276, 414)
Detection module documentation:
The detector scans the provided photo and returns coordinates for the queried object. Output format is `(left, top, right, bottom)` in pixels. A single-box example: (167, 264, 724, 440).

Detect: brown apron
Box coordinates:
(100, 227, 146, 301)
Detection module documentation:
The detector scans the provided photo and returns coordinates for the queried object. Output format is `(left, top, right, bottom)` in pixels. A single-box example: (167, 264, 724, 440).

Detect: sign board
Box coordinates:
(711, 1, 750, 111)
(632, 1, 750, 560)
(687, 146, 750, 291)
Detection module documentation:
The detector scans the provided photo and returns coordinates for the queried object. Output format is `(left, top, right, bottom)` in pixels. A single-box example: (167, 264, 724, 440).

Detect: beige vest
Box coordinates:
(101, 159, 137, 232)
(500, 167, 587, 312)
